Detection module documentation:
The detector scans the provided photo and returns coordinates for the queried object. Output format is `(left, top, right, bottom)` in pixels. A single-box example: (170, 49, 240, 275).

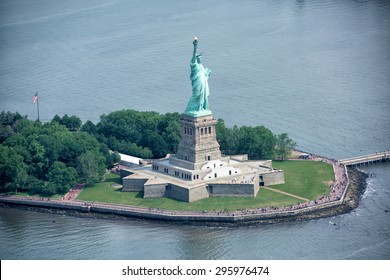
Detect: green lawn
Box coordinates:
(78, 161, 326, 211)
(272, 160, 334, 200)
(4, 160, 333, 211)
(77, 159, 333, 211)
(78, 174, 302, 211)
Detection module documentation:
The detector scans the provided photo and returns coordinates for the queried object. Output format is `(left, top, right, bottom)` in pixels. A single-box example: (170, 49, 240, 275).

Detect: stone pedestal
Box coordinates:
(169, 114, 221, 170)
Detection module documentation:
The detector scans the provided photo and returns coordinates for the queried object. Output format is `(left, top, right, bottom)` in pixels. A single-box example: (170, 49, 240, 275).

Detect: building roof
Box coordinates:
(118, 153, 142, 165)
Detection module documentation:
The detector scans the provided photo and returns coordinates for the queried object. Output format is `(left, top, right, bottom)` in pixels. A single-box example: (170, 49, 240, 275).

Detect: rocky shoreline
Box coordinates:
(0, 167, 368, 227)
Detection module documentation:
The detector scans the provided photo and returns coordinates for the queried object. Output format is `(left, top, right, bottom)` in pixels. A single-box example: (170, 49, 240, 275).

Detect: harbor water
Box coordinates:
(0, 0, 389, 259)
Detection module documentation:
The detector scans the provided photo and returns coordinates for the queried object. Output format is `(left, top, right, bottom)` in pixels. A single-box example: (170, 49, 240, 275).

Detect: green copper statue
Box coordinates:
(184, 37, 212, 117)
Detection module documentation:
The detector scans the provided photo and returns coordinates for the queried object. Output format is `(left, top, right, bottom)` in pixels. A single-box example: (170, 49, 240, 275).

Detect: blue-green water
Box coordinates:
(0, 0, 389, 259)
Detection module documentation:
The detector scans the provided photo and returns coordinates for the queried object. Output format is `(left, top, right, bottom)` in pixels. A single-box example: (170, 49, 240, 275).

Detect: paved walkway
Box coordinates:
(261, 186, 310, 202)
(64, 184, 85, 201)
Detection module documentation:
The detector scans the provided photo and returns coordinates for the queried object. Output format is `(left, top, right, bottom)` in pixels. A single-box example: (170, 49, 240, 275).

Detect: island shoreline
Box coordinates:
(0, 167, 368, 227)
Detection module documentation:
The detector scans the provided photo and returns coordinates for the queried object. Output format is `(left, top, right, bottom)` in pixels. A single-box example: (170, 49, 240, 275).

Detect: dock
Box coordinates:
(340, 151, 390, 166)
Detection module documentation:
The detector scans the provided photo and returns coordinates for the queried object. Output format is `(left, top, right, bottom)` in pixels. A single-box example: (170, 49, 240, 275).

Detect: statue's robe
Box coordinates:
(185, 59, 210, 113)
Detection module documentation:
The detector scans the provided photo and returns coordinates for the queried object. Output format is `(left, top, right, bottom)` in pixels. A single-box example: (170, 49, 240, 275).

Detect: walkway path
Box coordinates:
(64, 184, 85, 201)
(261, 186, 310, 202)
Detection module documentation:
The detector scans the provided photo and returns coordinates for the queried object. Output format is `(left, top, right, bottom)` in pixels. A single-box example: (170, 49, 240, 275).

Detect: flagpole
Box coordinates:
(37, 94, 40, 122)
(36, 92, 40, 122)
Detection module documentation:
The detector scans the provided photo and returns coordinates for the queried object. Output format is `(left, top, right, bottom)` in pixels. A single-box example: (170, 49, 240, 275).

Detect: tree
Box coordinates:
(0, 125, 14, 143)
(26, 176, 45, 194)
(0, 111, 25, 127)
(123, 141, 153, 159)
(14, 118, 41, 135)
(57, 133, 86, 167)
(81, 120, 97, 135)
(99, 143, 120, 168)
(141, 129, 168, 158)
(234, 126, 276, 160)
(65, 115, 82, 131)
(216, 120, 279, 159)
(236, 126, 261, 159)
(52, 114, 82, 131)
(27, 140, 49, 180)
(48, 161, 77, 194)
(0, 114, 119, 195)
(41, 182, 57, 196)
(61, 114, 70, 128)
(77, 150, 106, 186)
(111, 151, 121, 165)
(216, 119, 239, 155)
(275, 133, 296, 160)
(158, 113, 181, 153)
(95, 110, 180, 159)
(55, 131, 102, 168)
(0, 145, 28, 193)
(51, 114, 62, 124)
(97, 110, 143, 143)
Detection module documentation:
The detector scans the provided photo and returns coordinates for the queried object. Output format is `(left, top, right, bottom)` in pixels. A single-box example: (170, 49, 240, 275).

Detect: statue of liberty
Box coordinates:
(185, 37, 212, 116)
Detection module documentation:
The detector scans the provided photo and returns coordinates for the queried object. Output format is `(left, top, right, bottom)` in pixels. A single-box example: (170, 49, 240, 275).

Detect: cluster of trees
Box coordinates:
(0, 111, 119, 195)
(0, 109, 296, 196)
(216, 119, 296, 160)
(81, 110, 182, 159)
(79, 109, 296, 161)
(52, 114, 82, 131)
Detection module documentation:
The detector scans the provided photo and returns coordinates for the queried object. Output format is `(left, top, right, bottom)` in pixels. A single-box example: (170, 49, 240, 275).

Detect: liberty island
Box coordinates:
(121, 38, 285, 202)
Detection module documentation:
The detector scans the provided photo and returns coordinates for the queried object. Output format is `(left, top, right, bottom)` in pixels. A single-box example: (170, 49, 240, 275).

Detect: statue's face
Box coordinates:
(196, 56, 202, 63)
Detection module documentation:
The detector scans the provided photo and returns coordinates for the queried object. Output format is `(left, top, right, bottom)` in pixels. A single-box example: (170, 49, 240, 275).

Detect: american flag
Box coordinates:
(32, 92, 38, 103)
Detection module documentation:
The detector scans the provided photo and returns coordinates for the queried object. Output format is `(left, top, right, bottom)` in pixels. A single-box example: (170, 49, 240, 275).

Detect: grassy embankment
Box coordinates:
(77, 160, 334, 211)
(12, 192, 63, 200)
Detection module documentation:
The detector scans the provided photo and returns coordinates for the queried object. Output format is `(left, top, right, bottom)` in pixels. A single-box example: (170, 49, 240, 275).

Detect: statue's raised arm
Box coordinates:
(192, 36, 198, 64)
(184, 37, 212, 117)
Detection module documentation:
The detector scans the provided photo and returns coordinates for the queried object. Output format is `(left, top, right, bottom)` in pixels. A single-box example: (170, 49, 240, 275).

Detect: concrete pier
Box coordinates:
(340, 151, 390, 166)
